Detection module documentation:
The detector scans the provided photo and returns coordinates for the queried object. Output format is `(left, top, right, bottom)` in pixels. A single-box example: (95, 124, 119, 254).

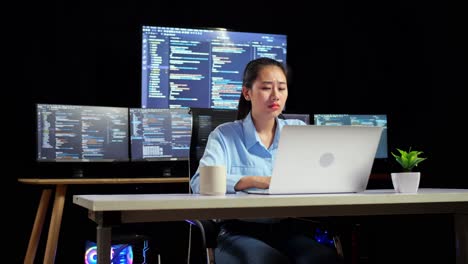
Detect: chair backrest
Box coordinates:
(187, 108, 237, 263)
(188, 108, 237, 178)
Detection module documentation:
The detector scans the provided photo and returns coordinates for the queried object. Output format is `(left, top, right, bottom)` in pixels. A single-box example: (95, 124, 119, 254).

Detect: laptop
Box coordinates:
(244, 125, 383, 194)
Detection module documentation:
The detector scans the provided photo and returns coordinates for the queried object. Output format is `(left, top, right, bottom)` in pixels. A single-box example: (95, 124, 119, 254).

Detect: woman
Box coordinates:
(190, 57, 340, 263)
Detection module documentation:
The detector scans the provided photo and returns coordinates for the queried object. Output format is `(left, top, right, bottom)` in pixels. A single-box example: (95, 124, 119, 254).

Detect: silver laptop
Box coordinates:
(244, 125, 383, 194)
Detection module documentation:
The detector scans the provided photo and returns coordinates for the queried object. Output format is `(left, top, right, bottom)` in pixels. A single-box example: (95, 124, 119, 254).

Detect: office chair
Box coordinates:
(188, 219, 344, 264)
(185, 108, 236, 263)
(186, 219, 220, 263)
(187, 108, 344, 264)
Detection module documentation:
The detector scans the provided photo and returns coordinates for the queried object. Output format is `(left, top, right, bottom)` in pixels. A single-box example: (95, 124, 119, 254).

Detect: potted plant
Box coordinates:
(390, 148, 427, 193)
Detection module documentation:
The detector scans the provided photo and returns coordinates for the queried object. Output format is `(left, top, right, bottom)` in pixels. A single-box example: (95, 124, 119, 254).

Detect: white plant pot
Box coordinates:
(391, 172, 420, 193)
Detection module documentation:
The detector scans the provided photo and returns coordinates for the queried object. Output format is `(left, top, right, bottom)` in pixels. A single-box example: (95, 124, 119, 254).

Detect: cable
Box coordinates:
(187, 112, 193, 263)
(187, 223, 192, 264)
(187, 159, 193, 263)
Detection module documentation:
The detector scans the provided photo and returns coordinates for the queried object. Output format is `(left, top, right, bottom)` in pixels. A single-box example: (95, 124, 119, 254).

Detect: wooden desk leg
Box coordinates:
(97, 225, 112, 264)
(24, 189, 52, 264)
(455, 214, 468, 264)
(43, 184, 67, 264)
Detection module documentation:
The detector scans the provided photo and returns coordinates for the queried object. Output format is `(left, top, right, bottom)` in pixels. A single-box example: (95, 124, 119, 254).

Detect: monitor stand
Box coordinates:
(162, 167, 172, 177)
(72, 166, 84, 178)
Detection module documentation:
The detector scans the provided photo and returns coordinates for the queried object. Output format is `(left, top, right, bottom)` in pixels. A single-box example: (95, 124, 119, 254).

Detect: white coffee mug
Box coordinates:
(199, 165, 227, 195)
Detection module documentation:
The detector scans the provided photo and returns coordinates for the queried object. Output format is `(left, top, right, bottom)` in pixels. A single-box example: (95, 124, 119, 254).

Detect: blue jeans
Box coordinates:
(215, 219, 341, 264)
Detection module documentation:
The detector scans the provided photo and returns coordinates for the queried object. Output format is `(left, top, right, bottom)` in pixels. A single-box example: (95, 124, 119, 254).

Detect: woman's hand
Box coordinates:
(234, 176, 271, 191)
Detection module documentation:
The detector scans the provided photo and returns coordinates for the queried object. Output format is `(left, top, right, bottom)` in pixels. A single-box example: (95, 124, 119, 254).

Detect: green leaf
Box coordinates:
(391, 148, 427, 171)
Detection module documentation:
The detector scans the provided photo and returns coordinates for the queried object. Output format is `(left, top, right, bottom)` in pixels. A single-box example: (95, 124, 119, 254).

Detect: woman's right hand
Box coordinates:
(234, 176, 271, 191)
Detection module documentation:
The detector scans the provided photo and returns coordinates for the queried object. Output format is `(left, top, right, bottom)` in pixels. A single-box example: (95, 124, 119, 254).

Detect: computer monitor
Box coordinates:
(129, 108, 192, 161)
(189, 108, 237, 177)
(36, 104, 129, 176)
(141, 25, 288, 109)
(281, 113, 311, 124)
(313, 114, 388, 158)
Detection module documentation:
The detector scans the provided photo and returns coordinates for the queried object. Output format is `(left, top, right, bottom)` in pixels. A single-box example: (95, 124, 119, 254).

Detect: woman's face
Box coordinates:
(243, 65, 288, 119)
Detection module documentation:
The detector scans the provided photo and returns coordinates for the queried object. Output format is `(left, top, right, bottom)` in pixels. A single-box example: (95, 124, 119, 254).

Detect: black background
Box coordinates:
(10, 0, 466, 263)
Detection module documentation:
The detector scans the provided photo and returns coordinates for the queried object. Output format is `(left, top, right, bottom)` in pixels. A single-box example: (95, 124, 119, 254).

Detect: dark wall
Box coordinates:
(11, 1, 466, 263)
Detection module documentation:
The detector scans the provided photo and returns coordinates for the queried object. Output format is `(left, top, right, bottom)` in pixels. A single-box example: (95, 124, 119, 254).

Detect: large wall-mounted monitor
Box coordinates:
(37, 104, 129, 162)
(130, 108, 192, 161)
(314, 114, 388, 158)
(141, 25, 288, 110)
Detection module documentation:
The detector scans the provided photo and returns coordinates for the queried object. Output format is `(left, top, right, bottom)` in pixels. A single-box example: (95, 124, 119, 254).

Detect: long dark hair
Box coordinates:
(236, 57, 287, 120)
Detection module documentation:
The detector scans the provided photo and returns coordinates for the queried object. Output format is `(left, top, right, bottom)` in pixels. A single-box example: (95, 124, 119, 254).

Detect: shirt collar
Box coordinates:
(242, 112, 284, 150)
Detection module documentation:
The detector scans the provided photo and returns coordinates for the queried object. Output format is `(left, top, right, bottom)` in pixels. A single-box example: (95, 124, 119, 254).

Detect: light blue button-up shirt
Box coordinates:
(190, 112, 306, 194)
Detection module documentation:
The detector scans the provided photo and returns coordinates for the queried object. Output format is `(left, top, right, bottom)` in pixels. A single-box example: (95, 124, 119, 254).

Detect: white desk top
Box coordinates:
(74, 188, 468, 264)
(74, 188, 468, 212)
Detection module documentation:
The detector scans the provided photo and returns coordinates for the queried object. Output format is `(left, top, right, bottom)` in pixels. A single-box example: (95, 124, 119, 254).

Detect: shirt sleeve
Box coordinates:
(290, 119, 307, 126)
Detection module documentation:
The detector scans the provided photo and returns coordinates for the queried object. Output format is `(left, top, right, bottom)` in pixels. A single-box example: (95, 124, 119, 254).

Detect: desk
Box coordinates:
(74, 188, 468, 264)
(18, 177, 189, 264)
